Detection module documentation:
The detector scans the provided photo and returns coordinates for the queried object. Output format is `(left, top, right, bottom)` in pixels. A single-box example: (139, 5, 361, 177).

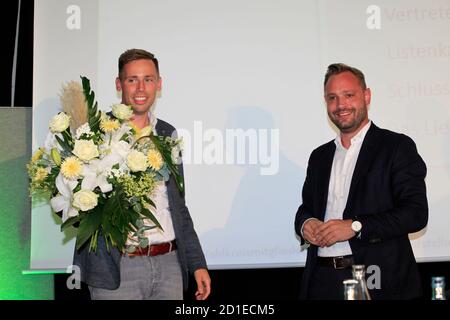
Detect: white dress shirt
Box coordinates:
(318, 121, 371, 257)
(126, 113, 176, 246)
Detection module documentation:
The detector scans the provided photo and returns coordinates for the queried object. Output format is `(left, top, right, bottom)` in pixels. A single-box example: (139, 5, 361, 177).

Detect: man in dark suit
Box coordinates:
(295, 63, 428, 300)
(74, 49, 211, 300)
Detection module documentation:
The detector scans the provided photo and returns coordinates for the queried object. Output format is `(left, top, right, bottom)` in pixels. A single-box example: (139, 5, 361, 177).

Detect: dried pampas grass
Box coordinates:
(60, 81, 88, 131)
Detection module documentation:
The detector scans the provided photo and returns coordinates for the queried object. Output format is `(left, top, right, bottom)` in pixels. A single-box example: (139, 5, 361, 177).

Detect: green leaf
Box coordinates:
(61, 215, 80, 231)
(108, 225, 128, 251)
(100, 188, 141, 251)
(61, 130, 74, 148)
(129, 196, 139, 204)
(80, 76, 101, 133)
(143, 195, 156, 209)
(158, 165, 170, 181)
(133, 203, 142, 214)
(125, 245, 136, 253)
(140, 225, 157, 232)
(75, 209, 102, 250)
(136, 219, 144, 228)
(55, 135, 72, 154)
(141, 207, 163, 232)
(139, 237, 149, 248)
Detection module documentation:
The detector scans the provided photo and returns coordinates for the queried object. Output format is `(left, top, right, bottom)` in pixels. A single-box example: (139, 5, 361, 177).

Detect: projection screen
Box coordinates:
(30, 0, 450, 271)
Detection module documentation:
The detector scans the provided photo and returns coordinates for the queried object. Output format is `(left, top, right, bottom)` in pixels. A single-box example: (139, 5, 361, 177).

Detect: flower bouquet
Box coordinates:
(27, 76, 184, 253)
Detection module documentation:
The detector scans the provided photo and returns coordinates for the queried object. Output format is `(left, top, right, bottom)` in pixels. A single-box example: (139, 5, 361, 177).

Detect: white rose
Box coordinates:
(73, 139, 99, 162)
(126, 150, 148, 172)
(49, 112, 70, 133)
(112, 104, 134, 120)
(72, 190, 99, 211)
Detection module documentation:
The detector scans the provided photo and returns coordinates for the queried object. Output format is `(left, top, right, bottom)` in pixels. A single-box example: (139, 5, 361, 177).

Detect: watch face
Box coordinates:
(352, 221, 362, 232)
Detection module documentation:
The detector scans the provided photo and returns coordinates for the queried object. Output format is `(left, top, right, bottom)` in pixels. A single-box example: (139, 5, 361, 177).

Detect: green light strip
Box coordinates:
(22, 269, 69, 275)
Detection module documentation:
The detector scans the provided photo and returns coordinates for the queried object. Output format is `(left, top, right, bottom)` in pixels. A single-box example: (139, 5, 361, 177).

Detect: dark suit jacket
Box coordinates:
(295, 123, 428, 299)
(73, 119, 207, 290)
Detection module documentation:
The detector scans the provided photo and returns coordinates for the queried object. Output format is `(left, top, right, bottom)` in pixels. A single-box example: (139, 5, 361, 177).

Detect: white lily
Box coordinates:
(101, 123, 133, 158)
(111, 123, 133, 144)
(81, 157, 117, 193)
(44, 132, 63, 152)
(50, 173, 79, 222)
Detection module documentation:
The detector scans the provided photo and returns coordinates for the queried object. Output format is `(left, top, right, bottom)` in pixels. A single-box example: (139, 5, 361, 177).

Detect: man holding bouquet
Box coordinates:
(74, 49, 211, 300)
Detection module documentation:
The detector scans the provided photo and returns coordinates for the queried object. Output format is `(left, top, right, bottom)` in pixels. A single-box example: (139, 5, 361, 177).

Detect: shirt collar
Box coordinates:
(334, 120, 372, 149)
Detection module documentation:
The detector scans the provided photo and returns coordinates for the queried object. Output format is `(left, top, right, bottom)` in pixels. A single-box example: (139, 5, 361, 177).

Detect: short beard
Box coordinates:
(330, 107, 368, 134)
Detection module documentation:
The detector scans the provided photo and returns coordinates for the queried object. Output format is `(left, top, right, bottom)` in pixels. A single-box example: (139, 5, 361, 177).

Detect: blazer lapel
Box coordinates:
(154, 119, 185, 197)
(155, 120, 169, 137)
(318, 141, 336, 220)
(344, 123, 381, 218)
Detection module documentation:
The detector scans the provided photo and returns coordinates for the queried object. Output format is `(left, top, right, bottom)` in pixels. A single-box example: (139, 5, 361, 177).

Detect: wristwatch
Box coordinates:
(351, 219, 362, 235)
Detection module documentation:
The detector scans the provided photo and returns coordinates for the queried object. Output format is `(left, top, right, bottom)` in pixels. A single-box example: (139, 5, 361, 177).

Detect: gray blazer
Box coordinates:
(73, 119, 207, 290)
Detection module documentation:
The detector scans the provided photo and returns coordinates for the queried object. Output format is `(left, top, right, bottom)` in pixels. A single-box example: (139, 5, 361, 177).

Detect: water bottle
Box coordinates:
(351, 264, 371, 300)
(343, 279, 360, 300)
(431, 276, 446, 300)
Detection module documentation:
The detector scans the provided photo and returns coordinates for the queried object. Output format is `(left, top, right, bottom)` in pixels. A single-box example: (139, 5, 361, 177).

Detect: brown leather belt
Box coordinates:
(316, 255, 354, 270)
(124, 240, 177, 257)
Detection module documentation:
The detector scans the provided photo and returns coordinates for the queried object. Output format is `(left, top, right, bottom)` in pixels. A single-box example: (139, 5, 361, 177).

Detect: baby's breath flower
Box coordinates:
(75, 123, 93, 139)
(109, 168, 124, 178)
(118, 173, 156, 198)
(61, 156, 83, 179)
